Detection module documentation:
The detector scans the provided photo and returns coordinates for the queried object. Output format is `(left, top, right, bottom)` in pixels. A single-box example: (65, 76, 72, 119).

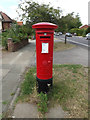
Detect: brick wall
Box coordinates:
(8, 38, 29, 52)
(3, 22, 11, 30)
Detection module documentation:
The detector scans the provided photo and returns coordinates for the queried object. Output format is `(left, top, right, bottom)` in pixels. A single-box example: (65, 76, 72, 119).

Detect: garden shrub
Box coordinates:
(2, 23, 28, 48)
(69, 28, 84, 36)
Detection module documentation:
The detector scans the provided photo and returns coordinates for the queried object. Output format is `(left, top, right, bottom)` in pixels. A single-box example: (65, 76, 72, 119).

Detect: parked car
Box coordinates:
(74, 33, 77, 36)
(59, 32, 62, 35)
(55, 32, 60, 36)
(86, 33, 90, 40)
(65, 33, 72, 37)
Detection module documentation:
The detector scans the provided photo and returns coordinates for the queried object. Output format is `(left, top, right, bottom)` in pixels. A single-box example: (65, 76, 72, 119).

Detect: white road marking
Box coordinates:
(61, 38, 89, 47)
(9, 52, 23, 65)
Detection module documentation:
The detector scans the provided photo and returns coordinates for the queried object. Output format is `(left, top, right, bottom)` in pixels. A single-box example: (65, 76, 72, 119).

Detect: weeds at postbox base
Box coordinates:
(15, 64, 88, 118)
(37, 92, 48, 115)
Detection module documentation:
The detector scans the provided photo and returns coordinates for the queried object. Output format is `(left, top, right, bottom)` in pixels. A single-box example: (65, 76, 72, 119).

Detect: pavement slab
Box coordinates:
(2, 42, 36, 112)
(2, 72, 20, 111)
(13, 103, 67, 118)
(12, 103, 67, 118)
(54, 46, 88, 66)
(2, 69, 10, 78)
(13, 103, 39, 118)
(45, 105, 67, 118)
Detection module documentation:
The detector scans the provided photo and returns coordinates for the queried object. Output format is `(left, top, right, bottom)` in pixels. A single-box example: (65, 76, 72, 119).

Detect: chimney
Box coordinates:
(17, 21, 23, 26)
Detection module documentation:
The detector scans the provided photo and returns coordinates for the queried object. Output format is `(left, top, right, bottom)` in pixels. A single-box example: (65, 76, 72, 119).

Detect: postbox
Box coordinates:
(32, 22, 58, 93)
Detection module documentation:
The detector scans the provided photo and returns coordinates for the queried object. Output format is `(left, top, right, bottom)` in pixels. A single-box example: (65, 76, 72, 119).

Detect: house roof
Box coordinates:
(0, 11, 12, 22)
(79, 25, 89, 29)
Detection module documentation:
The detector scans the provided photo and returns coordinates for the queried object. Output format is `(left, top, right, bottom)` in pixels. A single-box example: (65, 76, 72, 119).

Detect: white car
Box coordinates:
(65, 33, 72, 37)
(59, 32, 62, 35)
(55, 32, 59, 36)
(86, 33, 90, 40)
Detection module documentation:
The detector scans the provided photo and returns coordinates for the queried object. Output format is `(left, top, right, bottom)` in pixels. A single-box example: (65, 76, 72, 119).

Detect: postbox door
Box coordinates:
(36, 33, 53, 80)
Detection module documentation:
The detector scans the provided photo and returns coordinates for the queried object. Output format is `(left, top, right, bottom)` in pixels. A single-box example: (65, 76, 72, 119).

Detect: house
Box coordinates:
(0, 13, 2, 32)
(17, 21, 23, 26)
(79, 25, 89, 29)
(0, 11, 13, 32)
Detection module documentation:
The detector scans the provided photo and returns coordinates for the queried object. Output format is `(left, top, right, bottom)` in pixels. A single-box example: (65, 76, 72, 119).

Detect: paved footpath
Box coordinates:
(54, 46, 88, 67)
(1, 41, 36, 112)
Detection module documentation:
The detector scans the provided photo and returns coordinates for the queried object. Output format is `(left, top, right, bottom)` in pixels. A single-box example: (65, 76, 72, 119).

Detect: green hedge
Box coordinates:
(70, 27, 90, 36)
(69, 28, 84, 36)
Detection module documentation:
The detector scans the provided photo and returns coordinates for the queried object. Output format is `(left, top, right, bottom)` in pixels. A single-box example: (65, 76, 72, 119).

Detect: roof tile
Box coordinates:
(0, 11, 12, 22)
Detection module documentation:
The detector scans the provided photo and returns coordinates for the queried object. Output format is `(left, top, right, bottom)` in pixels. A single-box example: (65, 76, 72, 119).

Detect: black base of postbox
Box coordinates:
(36, 77, 53, 93)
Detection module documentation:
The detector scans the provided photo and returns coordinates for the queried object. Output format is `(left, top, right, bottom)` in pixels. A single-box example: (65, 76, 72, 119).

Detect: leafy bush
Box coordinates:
(2, 32, 8, 49)
(82, 27, 90, 37)
(2, 23, 28, 48)
(69, 28, 84, 36)
(22, 24, 35, 36)
(85, 27, 90, 34)
(82, 29, 86, 37)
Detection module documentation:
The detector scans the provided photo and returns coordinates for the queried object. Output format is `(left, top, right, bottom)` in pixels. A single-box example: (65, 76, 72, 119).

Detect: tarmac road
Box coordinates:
(55, 35, 89, 47)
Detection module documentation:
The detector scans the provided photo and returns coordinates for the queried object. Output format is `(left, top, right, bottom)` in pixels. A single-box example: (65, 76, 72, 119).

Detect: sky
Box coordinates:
(0, 0, 89, 25)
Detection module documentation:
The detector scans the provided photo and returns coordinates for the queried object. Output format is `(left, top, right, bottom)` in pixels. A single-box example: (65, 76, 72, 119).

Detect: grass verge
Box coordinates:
(15, 67, 36, 103)
(48, 64, 88, 118)
(54, 42, 76, 51)
(15, 64, 88, 118)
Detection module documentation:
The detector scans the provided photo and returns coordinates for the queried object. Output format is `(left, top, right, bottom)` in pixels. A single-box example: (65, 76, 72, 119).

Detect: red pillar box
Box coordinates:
(32, 22, 58, 93)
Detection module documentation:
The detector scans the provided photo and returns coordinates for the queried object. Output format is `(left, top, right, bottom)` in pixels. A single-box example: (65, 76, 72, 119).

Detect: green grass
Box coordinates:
(2, 101, 9, 105)
(21, 67, 36, 95)
(54, 42, 76, 51)
(0, 114, 3, 119)
(11, 92, 15, 96)
(15, 64, 88, 118)
(38, 92, 48, 116)
(15, 67, 36, 103)
(48, 64, 88, 118)
(0, 32, 2, 44)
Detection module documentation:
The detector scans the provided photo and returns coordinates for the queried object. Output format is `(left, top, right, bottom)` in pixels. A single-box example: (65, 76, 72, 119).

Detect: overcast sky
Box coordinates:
(0, 0, 89, 25)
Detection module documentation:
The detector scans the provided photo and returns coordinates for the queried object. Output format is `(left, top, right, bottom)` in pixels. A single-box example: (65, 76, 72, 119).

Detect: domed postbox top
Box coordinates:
(32, 22, 58, 29)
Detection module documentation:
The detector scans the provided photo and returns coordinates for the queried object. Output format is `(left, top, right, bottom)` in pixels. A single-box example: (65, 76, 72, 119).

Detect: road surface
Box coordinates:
(55, 35, 89, 48)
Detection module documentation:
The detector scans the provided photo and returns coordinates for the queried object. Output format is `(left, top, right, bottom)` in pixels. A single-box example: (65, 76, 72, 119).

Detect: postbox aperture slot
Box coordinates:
(40, 36, 51, 38)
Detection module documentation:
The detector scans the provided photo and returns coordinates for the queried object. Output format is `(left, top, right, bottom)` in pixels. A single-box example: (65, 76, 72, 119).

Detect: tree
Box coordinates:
(60, 13, 82, 32)
(17, 0, 62, 25)
(86, 26, 90, 34)
(74, 13, 82, 28)
(17, 0, 82, 34)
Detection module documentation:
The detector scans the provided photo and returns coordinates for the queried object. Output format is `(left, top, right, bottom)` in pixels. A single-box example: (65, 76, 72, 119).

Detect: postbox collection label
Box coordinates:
(41, 43, 49, 53)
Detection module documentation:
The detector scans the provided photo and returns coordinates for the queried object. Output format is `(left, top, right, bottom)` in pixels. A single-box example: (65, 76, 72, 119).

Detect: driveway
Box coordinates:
(2, 41, 36, 112)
